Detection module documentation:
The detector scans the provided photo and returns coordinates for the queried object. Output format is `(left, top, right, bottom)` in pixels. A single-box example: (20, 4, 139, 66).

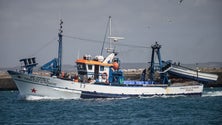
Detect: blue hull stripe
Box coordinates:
(80, 91, 202, 99)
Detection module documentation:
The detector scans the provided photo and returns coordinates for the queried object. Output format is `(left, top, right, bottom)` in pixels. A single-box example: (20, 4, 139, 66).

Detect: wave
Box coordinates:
(17, 90, 222, 101)
(202, 90, 222, 97)
(18, 95, 63, 101)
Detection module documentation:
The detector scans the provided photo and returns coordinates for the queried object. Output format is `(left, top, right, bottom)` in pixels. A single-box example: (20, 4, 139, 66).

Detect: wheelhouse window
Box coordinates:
(77, 63, 87, 75)
(88, 65, 92, 70)
(100, 66, 104, 71)
(77, 63, 86, 70)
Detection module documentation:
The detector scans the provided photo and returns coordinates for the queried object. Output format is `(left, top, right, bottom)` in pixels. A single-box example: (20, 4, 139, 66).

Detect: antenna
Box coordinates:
(107, 36, 125, 53)
(109, 16, 112, 51)
(106, 16, 113, 53)
(101, 16, 125, 54)
(108, 37, 125, 42)
(100, 16, 110, 56)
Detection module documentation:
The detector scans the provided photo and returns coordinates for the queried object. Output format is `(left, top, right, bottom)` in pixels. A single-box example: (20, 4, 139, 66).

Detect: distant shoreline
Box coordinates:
(1, 62, 222, 72)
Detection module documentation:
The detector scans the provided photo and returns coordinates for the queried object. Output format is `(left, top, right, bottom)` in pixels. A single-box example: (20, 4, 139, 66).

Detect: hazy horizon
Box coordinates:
(1, 0, 222, 68)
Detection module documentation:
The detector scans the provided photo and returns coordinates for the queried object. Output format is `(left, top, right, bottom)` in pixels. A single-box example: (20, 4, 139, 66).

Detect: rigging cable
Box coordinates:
(100, 17, 110, 56)
(63, 34, 102, 43)
(29, 37, 57, 57)
(63, 34, 149, 49)
(28, 34, 150, 59)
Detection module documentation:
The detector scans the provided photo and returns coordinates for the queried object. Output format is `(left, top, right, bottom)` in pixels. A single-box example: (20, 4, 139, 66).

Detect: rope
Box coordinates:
(27, 34, 150, 59)
(100, 17, 110, 55)
(63, 34, 149, 49)
(29, 37, 57, 57)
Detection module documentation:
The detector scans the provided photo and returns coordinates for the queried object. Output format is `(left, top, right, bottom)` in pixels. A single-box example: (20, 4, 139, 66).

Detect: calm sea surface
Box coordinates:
(0, 88, 222, 125)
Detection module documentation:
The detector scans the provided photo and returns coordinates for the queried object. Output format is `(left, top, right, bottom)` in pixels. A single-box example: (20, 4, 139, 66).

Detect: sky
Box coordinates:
(0, 0, 222, 68)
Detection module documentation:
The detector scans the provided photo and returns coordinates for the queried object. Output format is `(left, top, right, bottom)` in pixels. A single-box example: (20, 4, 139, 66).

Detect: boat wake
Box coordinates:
(138, 95, 186, 99)
(18, 95, 63, 101)
(17, 91, 222, 101)
(202, 90, 222, 97)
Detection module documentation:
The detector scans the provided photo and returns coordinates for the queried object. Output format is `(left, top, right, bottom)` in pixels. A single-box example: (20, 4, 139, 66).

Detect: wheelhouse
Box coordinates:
(76, 55, 113, 83)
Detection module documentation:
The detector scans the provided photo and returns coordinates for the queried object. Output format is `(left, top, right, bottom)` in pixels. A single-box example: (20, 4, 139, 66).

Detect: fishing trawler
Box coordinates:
(8, 17, 208, 99)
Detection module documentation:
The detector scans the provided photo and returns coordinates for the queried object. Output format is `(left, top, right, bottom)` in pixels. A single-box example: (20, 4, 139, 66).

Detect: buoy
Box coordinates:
(113, 62, 119, 70)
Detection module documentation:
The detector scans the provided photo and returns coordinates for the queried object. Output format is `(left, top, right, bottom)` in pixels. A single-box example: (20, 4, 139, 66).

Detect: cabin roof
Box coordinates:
(76, 59, 113, 67)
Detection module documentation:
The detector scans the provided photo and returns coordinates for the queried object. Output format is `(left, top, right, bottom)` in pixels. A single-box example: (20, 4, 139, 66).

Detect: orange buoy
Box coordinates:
(113, 62, 119, 70)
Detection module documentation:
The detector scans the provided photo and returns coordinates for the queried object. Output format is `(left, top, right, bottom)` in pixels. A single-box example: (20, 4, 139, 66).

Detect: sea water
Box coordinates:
(0, 88, 222, 125)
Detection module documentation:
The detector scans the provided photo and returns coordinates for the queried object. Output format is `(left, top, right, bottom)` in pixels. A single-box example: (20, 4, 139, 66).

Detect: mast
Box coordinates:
(105, 16, 113, 53)
(108, 16, 112, 53)
(106, 16, 124, 53)
(40, 19, 64, 76)
(149, 42, 168, 84)
(58, 19, 63, 74)
(101, 16, 124, 55)
(100, 16, 110, 56)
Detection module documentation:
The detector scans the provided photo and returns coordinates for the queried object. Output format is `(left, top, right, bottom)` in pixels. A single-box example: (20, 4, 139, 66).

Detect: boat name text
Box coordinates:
(19, 75, 52, 85)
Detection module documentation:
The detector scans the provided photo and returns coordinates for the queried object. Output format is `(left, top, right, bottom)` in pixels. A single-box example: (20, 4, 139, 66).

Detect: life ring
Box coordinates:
(101, 72, 108, 83)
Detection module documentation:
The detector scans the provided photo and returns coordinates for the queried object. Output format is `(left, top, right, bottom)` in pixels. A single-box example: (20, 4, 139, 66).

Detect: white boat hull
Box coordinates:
(14, 79, 81, 99)
(8, 71, 203, 99)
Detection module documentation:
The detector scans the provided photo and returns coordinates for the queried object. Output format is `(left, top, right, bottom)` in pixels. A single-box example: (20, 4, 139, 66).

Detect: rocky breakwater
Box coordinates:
(0, 72, 17, 90)
(0, 71, 52, 91)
